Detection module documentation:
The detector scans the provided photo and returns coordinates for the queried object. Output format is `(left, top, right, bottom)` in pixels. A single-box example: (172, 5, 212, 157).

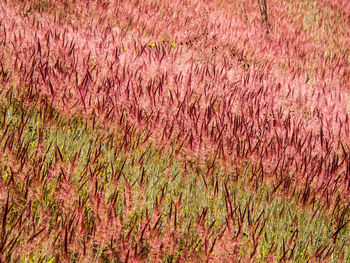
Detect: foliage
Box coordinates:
(0, 0, 350, 261)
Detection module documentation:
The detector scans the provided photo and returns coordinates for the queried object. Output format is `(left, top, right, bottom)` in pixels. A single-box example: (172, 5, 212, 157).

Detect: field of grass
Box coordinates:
(0, 0, 350, 262)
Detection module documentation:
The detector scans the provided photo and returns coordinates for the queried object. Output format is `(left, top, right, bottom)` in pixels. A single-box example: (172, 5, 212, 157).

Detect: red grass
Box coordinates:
(1, 0, 350, 261)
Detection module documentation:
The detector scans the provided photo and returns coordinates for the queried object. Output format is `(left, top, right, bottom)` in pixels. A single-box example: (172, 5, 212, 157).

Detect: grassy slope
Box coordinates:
(0, 77, 348, 262)
(0, 0, 350, 262)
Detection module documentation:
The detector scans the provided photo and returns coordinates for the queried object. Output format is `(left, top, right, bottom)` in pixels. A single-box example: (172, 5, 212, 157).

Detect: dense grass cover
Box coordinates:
(0, 0, 350, 261)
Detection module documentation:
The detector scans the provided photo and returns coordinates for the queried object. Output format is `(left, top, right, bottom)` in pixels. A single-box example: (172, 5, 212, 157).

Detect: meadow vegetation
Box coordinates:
(0, 0, 350, 261)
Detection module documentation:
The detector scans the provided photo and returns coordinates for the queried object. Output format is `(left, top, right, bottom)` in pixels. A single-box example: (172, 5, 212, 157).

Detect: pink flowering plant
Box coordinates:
(0, 0, 350, 261)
